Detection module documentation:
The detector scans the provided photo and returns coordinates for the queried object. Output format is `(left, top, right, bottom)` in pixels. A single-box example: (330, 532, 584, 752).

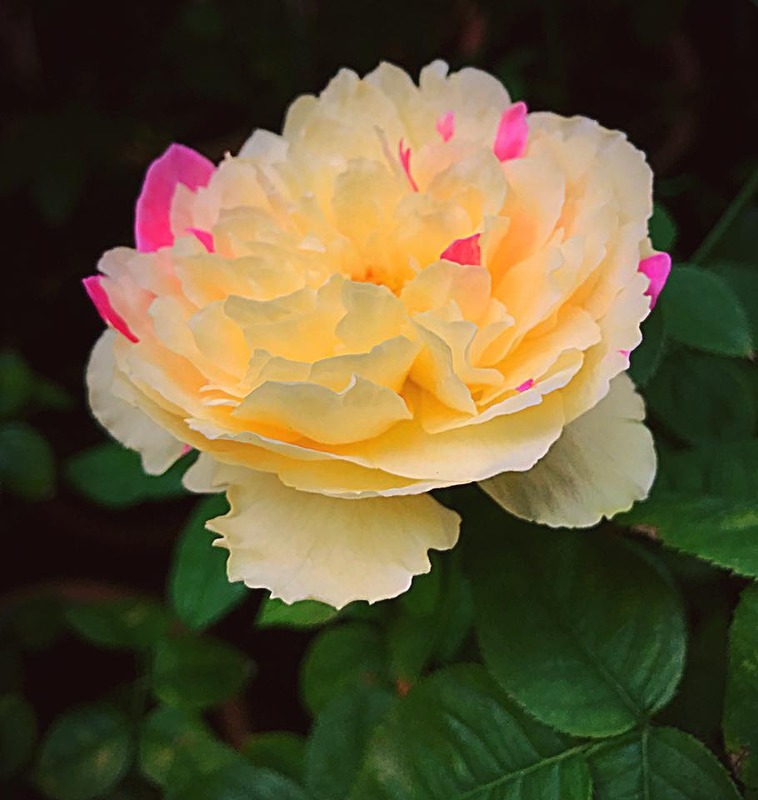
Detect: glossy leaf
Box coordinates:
(65, 597, 170, 650)
(621, 441, 758, 577)
(470, 521, 686, 737)
(590, 726, 740, 799)
(300, 623, 388, 716)
(350, 665, 592, 799)
(0, 693, 36, 779)
(66, 442, 189, 508)
(151, 634, 252, 710)
(256, 597, 337, 630)
(169, 495, 247, 630)
(34, 705, 133, 800)
(724, 584, 758, 789)
(660, 265, 752, 357)
(305, 686, 395, 800)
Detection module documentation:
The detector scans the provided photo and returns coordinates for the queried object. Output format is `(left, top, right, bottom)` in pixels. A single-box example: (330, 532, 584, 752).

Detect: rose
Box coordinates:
(84, 61, 670, 608)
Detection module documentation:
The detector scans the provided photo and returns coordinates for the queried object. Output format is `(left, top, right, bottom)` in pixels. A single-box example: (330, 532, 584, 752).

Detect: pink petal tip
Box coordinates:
(135, 143, 215, 252)
(398, 139, 419, 192)
(187, 227, 215, 253)
(440, 233, 481, 266)
(638, 253, 671, 308)
(494, 101, 528, 162)
(82, 276, 139, 343)
(435, 111, 455, 142)
(515, 378, 534, 393)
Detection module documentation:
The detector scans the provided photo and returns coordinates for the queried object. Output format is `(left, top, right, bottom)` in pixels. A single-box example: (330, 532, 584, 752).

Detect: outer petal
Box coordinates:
(479, 373, 655, 528)
(87, 331, 185, 474)
(193, 463, 460, 608)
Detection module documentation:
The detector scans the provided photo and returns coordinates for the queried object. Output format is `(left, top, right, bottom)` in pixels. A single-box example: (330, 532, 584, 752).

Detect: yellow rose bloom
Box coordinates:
(84, 61, 668, 607)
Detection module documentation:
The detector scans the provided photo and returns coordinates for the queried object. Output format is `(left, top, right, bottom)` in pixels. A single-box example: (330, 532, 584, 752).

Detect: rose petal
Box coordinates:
(435, 111, 455, 142)
(493, 101, 528, 161)
(638, 253, 671, 308)
(186, 227, 215, 253)
(194, 464, 460, 607)
(398, 138, 419, 192)
(135, 143, 215, 252)
(480, 374, 656, 527)
(82, 276, 139, 343)
(515, 379, 534, 393)
(440, 233, 481, 266)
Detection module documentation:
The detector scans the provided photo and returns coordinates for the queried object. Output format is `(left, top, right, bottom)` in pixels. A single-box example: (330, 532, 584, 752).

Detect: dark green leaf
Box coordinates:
(712, 262, 758, 347)
(300, 623, 388, 716)
(620, 441, 758, 576)
(151, 634, 252, 710)
(0, 593, 66, 651)
(305, 686, 394, 800)
(256, 597, 337, 630)
(65, 598, 171, 650)
(0, 349, 35, 419)
(350, 665, 592, 800)
(646, 351, 755, 445)
(139, 706, 237, 789)
(0, 421, 56, 501)
(590, 726, 740, 799)
(0, 693, 36, 779)
(660, 265, 752, 357)
(628, 308, 666, 387)
(470, 522, 686, 737)
(242, 732, 306, 784)
(169, 495, 247, 630)
(66, 442, 189, 508)
(164, 763, 309, 800)
(34, 705, 133, 800)
(650, 202, 678, 251)
(724, 584, 758, 789)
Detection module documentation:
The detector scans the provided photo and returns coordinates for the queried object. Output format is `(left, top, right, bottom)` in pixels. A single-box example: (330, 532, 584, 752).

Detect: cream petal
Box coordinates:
(87, 332, 184, 474)
(199, 466, 460, 607)
(480, 373, 655, 528)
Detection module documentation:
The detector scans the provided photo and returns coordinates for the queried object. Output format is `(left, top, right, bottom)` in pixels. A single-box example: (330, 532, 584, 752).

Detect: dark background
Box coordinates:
(2, 0, 756, 756)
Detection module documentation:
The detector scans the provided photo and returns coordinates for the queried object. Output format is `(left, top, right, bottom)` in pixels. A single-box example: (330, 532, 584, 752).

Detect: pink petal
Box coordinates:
(440, 233, 481, 266)
(187, 227, 215, 253)
(398, 139, 419, 192)
(135, 143, 215, 252)
(618, 349, 631, 359)
(515, 378, 534, 393)
(494, 101, 528, 162)
(82, 276, 139, 343)
(180, 444, 193, 456)
(638, 253, 671, 308)
(436, 111, 455, 142)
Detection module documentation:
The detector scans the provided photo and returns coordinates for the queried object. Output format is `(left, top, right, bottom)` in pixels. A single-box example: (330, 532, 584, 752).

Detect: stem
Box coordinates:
(691, 165, 758, 264)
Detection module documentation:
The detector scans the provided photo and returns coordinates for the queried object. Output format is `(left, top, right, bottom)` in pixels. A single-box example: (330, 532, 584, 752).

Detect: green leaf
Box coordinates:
(590, 726, 740, 799)
(0, 349, 35, 418)
(242, 732, 306, 784)
(300, 623, 389, 716)
(0, 593, 66, 651)
(0, 693, 36, 779)
(305, 686, 394, 800)
(139, 706, 237, 789)
(169, 495, 247, 630)
(628, 308, 666, 387)
(660, 265, 753, 357)
(151, 634, 253, 710)
(0, 421, 55, 501)
(469, 521, 686, 737)
(350, 665, 592, 800)
(65, 598, 171, 650)
(650, 201, 678, 251)
(66, 442, 189, 508)
(620, 441, 758, 577)
(724, 584, 758, 789)
(646, 351, 756, 445)
(713, 261, 758, 347)
(164, 763, 309, 800)
(386, 552, 474, 684)
(34, 705, 133, 800)
(256, 597, 337, 630)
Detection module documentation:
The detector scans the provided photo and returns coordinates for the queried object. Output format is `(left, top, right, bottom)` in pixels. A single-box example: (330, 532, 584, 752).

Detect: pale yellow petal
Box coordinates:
(480, 374, 655, 528)
(202, 468, 460, 607)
